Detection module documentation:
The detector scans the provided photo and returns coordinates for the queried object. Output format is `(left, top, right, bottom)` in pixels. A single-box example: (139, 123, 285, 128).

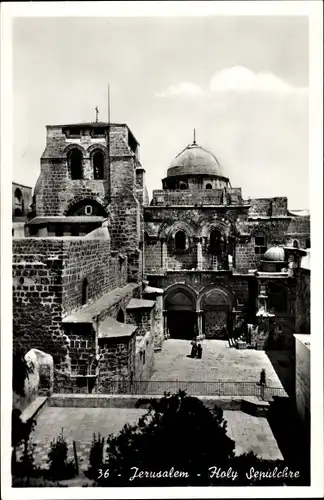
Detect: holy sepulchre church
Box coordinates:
(12, 120, 310, 393)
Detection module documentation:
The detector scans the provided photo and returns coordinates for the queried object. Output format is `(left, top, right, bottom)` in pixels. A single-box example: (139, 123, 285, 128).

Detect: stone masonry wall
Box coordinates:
(295, 268, 310, 334)
(145, 205, 310, 273)
(61, 239, 127, 317)
(13, 237, 128, 368)
(295, 337, 310, 422)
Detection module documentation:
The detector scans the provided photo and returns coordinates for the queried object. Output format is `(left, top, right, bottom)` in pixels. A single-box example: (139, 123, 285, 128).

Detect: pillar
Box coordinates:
(161, 240, 168, 269)
(196, 238, 202, 270)
(153, 293, 164, 350)
(163, 310, 168, 339)
(197, 310, 203, 338)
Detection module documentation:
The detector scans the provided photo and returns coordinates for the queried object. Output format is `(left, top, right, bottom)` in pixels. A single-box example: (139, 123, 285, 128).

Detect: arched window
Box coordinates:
(81, 278, 88, 305)
(179, 182, 187, 190)
(92, 150, 104, 180)
(174, 230, 186, 251)
(306, 239, 310, 249)
(117, 309, 125, 323)
(254, 232, 267, 255)
(205, 183, 213, 190)
(293, 240, 299, 249)
(68, 149, 83, 180)
(14, 188, 22, 203)
(209, 229, 223, 255)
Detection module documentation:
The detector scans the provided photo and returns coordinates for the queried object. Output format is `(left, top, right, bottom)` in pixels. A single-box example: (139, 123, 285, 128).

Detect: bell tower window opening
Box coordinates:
(254, 232, 267, 255)
(174, 230, 186, 251)
(85, 205, 93, 215)
(81, 278, 88, 306)
(293, 240, 299, 249)
(205, 183, 213, 190)
(93, 150, 105, 180)
(69, 149, 83, 180)
(179, 182, 187, 190)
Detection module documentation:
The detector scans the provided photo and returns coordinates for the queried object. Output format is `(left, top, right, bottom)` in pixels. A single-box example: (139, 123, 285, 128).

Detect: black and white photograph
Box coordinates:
(1, 1, 323, 498)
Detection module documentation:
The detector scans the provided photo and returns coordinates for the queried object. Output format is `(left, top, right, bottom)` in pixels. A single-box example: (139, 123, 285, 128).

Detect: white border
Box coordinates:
(1, 2, 323, 499)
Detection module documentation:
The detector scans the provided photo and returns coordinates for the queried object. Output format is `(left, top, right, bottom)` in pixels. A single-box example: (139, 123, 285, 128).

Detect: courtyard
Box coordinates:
(18, 405, 283, 472)
(150, 339, 286, 389)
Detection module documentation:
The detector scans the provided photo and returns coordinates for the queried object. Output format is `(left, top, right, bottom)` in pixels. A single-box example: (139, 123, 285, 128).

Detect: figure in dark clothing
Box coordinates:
(197, 343, 203, 359)
(260, 369, 266, 386)
(190, 339, 197, 358)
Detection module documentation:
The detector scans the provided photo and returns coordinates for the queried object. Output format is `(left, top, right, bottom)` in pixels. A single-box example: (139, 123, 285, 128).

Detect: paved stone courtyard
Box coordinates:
(151, 339, 285, 388)
(18, 405, 282, 471)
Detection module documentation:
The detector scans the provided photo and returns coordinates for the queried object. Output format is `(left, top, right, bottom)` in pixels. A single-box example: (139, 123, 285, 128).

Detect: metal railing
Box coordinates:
(54, 377, 287, 400)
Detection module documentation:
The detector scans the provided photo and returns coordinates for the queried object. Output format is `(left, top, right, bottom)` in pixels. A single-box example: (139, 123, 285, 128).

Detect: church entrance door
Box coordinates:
(164, 288, 197, 340)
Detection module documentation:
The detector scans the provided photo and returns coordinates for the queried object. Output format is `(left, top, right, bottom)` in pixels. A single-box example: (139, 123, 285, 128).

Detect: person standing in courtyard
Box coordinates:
(197, 343, 203, 359)
(190, 337, 197, 358)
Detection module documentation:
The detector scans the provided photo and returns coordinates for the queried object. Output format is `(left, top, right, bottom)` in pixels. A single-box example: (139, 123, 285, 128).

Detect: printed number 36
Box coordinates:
(98, 469, 110, 479)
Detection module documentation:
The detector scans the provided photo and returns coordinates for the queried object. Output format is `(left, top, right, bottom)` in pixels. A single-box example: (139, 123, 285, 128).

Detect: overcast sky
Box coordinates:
(13, 16, 309, 209)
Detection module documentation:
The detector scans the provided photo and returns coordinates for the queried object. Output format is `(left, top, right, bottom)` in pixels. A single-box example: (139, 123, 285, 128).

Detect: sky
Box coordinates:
(13, 16, 309, 209)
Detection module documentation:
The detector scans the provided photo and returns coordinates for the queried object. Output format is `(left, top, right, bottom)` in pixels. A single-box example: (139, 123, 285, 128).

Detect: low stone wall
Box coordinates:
(47, 394, 269, 415)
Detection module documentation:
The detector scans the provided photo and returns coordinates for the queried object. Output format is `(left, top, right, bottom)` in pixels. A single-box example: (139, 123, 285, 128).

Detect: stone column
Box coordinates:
(196, 238, 202, 270)
(197, 310, 203, 338)
(163, 310, 168, 339)
(153, 293, 164, 350)
(161, 240, 168, 269)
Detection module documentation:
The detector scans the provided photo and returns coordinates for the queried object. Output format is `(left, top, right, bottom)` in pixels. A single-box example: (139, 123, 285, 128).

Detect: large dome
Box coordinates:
(167, 143, 224, 178)
(263, 246, 286, 262)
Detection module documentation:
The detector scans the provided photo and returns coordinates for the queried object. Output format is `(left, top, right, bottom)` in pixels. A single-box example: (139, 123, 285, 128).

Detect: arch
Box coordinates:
(197, 284, 236, 309)
(174, 230, 186, 251)
(293, 239, 299, 249)
(68, 148, 83, 180)
(117, 309, 125, 323)
(64, 143, 86, 155)
(198, 285, 236, 339)
(81, 278, 88, 306)
(164, 283, 198, 310)
(164, 284, 197, 340)
(92, 149, 105, 180)
(65, 197, 108, 217)
(179, 182, 187, 190)
(205, 183, 213, 190)
(14, 188, 23, 202)
(209, 228, 224, 255)
(200, 218, 230, 239)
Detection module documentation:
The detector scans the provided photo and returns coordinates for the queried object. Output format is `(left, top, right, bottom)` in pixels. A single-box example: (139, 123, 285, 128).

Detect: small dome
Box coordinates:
(167, 143, 224, 178)
(263, 246, 285, 262)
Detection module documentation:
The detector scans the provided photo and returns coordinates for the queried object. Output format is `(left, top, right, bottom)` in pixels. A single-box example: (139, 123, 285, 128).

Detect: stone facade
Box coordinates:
(294, 334, 310, 425)
(144, 140, 310, 344)
(13, 121, 158, 394)
(13, 124, 310, 395)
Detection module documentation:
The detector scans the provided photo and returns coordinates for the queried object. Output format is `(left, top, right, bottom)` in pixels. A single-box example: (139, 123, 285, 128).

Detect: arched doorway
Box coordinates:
(200, 288, 233, 339)
(165, 288, 196, 340)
